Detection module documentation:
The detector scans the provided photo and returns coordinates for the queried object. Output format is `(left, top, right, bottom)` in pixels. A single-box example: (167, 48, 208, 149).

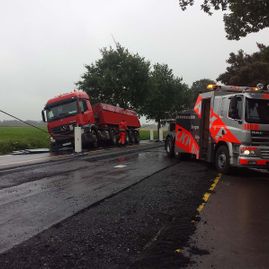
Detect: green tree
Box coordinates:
(142, 63, 189, 131)
(189, 79, 215, 106)
(77, 44, 150, 112)
(217, 43, 269, 86)
(178, 0, 269, 40)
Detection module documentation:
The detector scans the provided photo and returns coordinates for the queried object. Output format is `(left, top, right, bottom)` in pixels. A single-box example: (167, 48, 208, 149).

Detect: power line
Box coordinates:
(0, 109, 48, 134)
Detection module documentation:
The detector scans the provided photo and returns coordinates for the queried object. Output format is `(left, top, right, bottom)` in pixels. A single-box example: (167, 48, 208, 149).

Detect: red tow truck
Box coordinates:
(42, 90, 140, 150)
(165, 83, 269, 173)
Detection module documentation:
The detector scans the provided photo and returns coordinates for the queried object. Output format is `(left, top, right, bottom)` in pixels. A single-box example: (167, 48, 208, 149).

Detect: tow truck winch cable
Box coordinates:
(0, 109, 48, 134)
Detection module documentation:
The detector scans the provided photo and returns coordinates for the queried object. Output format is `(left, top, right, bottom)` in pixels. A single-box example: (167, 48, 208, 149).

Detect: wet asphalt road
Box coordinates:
(0, 145, 216, 268)
(0, 144, 174, 254)
(1, 144, 268, 268)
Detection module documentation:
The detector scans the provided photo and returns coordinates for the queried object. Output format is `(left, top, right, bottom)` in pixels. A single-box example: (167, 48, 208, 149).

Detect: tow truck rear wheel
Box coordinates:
(165, 136, 174, 158)
(215, 145, 230, 174)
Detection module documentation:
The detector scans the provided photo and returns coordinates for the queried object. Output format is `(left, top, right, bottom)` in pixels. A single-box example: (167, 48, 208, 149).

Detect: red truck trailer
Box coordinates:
(42, 90, 140, 150)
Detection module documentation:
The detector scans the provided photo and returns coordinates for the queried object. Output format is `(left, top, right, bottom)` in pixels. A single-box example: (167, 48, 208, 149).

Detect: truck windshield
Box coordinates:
(246, 98, 269, 124)
(46, 100, 78, 122)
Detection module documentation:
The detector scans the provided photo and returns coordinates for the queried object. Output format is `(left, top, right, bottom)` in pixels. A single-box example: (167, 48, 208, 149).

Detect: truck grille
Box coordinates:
(251, 131, 269, 146)
(52, 125, 72, 135)
(261, 148, 269, 159)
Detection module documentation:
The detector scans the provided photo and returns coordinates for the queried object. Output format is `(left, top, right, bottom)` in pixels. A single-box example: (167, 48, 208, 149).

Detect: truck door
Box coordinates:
(79, 99, 95, 124)
(227, 95, 244, 142)
(200, 98, 211, 160)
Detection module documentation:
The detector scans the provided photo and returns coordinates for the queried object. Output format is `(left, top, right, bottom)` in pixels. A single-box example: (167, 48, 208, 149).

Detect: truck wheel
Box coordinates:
(134, 131, 140, 144)
(91, 130, 98, 148)
(165, 136, 174, 158)
(110, 130, 118, 145)
(215, 145, 230, 174)
(125, 132, 129, 145)
(128, 130, 135, 144)
(97, 130, 103, 146)
(50, 142, 59, 152)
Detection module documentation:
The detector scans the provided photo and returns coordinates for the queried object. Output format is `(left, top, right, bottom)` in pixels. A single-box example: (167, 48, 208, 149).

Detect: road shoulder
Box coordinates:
(186, 169, 269, 269)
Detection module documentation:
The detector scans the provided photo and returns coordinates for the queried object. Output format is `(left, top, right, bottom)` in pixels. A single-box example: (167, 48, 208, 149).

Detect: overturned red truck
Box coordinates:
(42, 90, 140, 150)
(165, 84, 269, 173)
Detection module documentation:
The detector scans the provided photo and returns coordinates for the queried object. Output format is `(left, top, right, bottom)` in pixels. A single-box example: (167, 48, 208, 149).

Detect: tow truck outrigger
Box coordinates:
(165, 83, 269, 173)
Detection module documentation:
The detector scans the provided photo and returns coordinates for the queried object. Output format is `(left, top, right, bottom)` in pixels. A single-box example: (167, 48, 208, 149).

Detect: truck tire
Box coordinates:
(128, 130, 135, 144)
(134, 131, 140, 144)
(50, 142, 60, 152)
(97, 130, 103, 146)
(165, 136, 174, 158)
(91, 130, 98, 148)
(215, 145, 230, 174)
(125, 132, 129, 145)
(110, 130, 118, 145)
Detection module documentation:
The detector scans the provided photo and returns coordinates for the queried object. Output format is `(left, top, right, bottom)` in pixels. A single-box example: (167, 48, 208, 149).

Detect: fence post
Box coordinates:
(150, 129, 154, 141)
(74, 126, 82, 153)
(159, 128, 164, 141)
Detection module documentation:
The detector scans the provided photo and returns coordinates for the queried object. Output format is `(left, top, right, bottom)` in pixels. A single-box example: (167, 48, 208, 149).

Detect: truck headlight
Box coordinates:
(240, 146, 257, 156)
(50, 136, 55, 143)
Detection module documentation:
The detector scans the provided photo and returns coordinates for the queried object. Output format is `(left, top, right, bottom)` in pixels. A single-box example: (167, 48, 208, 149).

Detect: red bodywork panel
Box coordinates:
(239, 158, 269, 167)
(262, 93, 269, 99)
(175, 123, 200, 158)
(93, 103, 141, 128)
(209, 108, 240, 144)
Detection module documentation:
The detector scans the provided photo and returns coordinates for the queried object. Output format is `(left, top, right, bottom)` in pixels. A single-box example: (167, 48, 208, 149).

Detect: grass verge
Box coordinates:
(0, 127, 164, 155)
(0, 127, 49, 154)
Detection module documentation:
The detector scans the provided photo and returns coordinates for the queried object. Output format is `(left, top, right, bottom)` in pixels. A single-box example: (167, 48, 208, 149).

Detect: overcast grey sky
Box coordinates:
(0, 0, 268, 121)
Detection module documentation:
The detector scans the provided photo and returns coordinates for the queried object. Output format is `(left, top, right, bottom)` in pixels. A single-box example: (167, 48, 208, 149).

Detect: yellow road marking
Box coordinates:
(202, 192, 210, 202)
(197, 203, 205, 213)
(209, 174, 221, 191)
(196, 173, 222, 213)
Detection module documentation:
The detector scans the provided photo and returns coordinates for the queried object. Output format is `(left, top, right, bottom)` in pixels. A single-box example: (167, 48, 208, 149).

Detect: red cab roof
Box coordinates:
(46, 90, 89, 106)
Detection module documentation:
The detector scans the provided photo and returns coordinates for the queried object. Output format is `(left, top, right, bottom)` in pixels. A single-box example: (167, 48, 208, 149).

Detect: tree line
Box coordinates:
(77, 43, 269, 125)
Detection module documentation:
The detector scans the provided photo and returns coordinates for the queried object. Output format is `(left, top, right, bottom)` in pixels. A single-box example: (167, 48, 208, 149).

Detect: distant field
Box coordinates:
(139, 129, 156, 140)
(139, 129, 167, 140)
(0, 127, 49, 154)
(0, 127, 163, 155)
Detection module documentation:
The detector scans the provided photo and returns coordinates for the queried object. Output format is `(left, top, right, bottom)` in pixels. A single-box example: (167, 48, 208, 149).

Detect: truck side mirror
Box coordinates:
(42, 110, 47, 122)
